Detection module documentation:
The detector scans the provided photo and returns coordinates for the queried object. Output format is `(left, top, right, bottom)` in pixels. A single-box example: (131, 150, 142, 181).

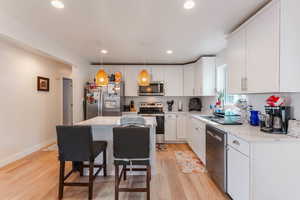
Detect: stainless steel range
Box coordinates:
(138, 102, 165, 143)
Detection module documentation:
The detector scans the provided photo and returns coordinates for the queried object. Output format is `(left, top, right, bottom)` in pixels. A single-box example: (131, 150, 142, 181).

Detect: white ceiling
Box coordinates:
(0, 0, 270, 63)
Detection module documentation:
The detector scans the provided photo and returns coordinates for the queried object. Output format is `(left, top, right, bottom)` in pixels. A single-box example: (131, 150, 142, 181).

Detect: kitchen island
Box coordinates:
(76, 116, 157, 175)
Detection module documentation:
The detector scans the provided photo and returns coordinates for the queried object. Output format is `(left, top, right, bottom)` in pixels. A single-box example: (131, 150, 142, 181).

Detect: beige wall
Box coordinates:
(0, 38, 72, 167)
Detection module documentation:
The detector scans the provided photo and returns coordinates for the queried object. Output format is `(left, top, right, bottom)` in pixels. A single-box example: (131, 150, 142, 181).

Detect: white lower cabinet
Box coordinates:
(187, 116, 194, 146)
(176, 114, 187, 139)
(165, 114, 177, 141)
(165, 113, 188, 142)
(189, 118, 206, 164)
(227, 146, 250, 200)
(227, 135, 300, 200)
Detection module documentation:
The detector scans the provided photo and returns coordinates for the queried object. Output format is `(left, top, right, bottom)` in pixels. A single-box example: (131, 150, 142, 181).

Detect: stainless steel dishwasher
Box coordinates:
(206, 124, 227, 193)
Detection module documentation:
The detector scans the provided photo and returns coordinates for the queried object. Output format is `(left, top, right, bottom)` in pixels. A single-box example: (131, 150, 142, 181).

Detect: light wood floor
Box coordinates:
(0, 144, 228, 200)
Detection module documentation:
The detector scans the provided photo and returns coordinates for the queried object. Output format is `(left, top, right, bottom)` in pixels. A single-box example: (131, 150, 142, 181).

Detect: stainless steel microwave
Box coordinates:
(138, 81, 164, 96)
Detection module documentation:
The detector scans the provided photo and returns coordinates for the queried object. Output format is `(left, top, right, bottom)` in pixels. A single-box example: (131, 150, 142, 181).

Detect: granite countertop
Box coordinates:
(190, 114, 300, 143)
(76, 116, 157, 127)
(165, 111, 188, 114)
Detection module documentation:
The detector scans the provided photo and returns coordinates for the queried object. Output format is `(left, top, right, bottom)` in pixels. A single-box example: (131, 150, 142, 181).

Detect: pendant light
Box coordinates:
(95, 69, 109, 86)
(137, 41, 151, 86)
(138, 69, 150, 86)
(115, 71, 122, 83)
(95, 2, 109, 87)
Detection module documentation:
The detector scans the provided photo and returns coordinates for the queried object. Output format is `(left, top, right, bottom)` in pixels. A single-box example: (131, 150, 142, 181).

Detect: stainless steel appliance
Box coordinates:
(138, 102, 165, 143)
(260, 106, 291, 134)
(206, 124, 227, 193)
(84, 82, 124, 119)
(138, 81, 164, 96)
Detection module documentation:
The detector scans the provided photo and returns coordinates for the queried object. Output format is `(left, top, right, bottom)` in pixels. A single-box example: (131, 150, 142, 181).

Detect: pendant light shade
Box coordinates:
(95, 69, 109, 86)
(138, 69, 150, 86)
(115, 71, 122, 83)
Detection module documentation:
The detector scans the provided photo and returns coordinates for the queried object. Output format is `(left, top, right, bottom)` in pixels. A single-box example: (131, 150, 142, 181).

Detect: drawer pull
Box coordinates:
(233, 140, 240, 146)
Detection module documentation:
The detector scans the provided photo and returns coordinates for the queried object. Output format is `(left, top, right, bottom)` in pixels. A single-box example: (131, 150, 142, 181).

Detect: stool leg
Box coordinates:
(123, 165, 127, 181)
(115, 165, 119, 200)
(147, 166, 151, 200)
(88, 162, 94, 200)
(58, 161, 65, 200)
(79, 162, 84, 176)
(103, 150, 107, 177)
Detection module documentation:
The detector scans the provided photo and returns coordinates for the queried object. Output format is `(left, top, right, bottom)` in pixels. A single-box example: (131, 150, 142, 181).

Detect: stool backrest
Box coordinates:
(113, 126, 150, 159)
(56, 126, 94, 161)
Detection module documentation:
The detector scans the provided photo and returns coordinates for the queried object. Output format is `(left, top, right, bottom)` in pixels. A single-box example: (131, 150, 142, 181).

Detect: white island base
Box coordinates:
(76, 116, 157, 176)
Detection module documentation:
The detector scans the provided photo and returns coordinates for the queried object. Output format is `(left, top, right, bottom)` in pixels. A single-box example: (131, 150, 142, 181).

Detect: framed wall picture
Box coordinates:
(37, 76, 50, 92)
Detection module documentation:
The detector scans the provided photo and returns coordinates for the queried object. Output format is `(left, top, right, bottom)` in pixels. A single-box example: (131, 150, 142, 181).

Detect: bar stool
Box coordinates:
(113, 126, 151, 200)
(56, 125, 107, 200)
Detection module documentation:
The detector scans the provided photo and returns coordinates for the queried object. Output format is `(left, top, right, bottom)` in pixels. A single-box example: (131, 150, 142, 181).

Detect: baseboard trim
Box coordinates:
(0, 138, 56, 168)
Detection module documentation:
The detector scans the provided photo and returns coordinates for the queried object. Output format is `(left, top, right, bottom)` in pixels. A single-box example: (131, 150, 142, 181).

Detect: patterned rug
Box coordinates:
(156, 144, 168, 152)
(174, 151, 206, 174)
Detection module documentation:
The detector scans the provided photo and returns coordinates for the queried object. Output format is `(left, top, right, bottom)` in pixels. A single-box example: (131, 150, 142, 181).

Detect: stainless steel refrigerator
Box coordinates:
(84, 82, 124, 119)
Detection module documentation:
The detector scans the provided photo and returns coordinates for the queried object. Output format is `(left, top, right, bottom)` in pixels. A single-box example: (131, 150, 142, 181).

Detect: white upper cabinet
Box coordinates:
(280, 0, 300, 92)
(194, 57, 216, 96)
(201, 57, 216, 96)
(227, 28, 247, 94)
(227, 0, 300, 93)
(246, 2, 280, 93)
(124, 67, 139, 96)
(107, 62, 215, 97)
(151, 67, 165, 82)
(183, 64, 195, 96)
(164, 67, 183, 96)
(194, 60, 203, 96)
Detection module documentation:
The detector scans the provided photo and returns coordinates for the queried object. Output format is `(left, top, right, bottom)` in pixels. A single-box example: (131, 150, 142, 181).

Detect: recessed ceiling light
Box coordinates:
(51, 0, 64, 9)
(184, 0, 195, 10)
(101, 49, 108, 54)
(166, 50, 173, 54)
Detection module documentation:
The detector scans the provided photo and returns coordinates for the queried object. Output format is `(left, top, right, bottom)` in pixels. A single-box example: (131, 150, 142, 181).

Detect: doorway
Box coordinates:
(63, 78, 73, 125)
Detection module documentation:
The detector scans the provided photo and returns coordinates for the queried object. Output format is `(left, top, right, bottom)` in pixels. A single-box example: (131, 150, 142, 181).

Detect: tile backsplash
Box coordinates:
(200, 96, 216, 112)
(125, 96, 192, 112)
(125, 93, 300, 120)
(201, 93, 300, 120)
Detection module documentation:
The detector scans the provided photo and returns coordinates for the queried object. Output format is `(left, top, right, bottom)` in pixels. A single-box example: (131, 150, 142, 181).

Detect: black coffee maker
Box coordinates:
(260, 106, 291, 134)
(167, 100, 174, 112)
(189, 98, 202, 112)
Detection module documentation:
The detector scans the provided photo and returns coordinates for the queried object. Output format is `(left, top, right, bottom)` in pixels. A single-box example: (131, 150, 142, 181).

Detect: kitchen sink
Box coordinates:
(201, 115, 243, 125)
